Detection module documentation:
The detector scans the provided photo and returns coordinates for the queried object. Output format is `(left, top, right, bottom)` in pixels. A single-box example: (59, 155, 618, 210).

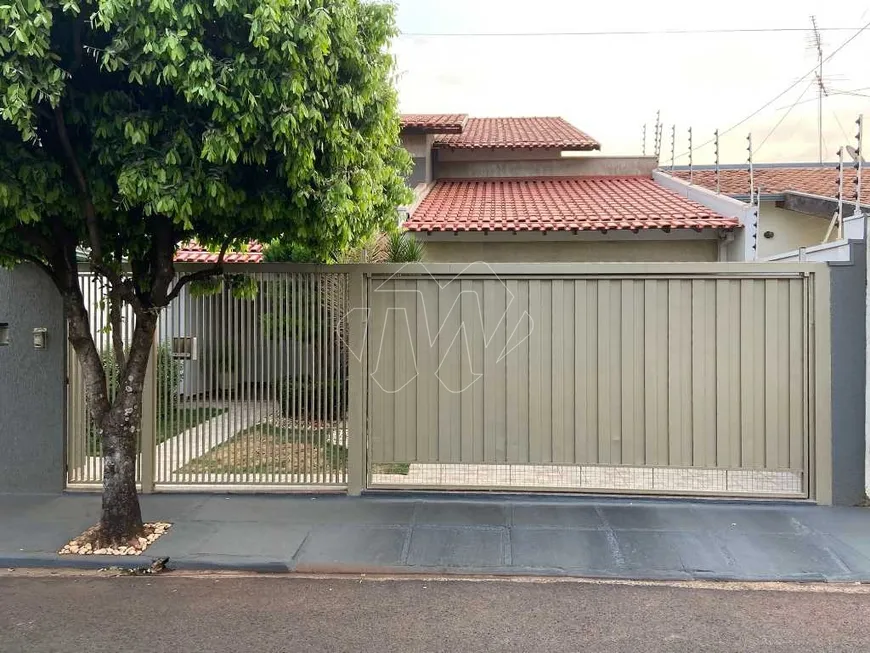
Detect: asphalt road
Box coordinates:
(2, 573, 869, 652)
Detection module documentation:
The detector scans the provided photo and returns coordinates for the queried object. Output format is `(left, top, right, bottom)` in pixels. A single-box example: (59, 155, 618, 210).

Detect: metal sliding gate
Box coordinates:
(365, 264, 826, 500)
(67, 263, 830, 500)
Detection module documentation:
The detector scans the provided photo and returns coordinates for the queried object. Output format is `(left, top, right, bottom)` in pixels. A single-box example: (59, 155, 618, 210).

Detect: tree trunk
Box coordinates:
(99, 407, 144, 543)
(96, 312, 158, 543)
(65, 277, 159, 544)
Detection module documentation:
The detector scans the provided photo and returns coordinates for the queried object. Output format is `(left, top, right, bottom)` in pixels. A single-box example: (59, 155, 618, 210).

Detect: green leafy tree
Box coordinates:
(0, 0, 410, 543)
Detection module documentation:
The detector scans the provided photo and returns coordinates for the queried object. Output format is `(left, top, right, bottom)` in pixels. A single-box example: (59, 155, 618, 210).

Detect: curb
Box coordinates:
(2, 554, 867, 583)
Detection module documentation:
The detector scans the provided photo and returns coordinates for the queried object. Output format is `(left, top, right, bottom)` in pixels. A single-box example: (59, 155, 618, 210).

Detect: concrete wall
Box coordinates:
(758, 202, 830, 259)
(408, 157, 428, 187)
(401, 133, 434, 185)
(828, 242, 867, 505)
(653, 171, 756, 262)
(0, 264, 65, 493)
(420, 238, 719, 263)
(436, 148, 565, 162)
(435, 155, 658, 180)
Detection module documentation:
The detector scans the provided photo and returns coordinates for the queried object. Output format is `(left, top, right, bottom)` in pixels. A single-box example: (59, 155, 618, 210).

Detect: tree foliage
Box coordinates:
(0, 0, 410, 541)
(0, 0, 411, 269)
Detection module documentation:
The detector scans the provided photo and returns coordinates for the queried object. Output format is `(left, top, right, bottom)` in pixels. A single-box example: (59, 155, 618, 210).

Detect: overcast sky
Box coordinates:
(392, 1, 870, 164)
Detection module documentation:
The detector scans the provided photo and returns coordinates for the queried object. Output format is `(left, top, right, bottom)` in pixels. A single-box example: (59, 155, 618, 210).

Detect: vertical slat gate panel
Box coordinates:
(527, 280, 543, 464)
(66, 266, 817, 498)
(459, 280, 478, 463)
(580, 280, 599, 463)
(766, 279, 792, 470)
(692, 280, 717, 468)
(621, 280, 645, 466)
(416, 278, 439, 463)
(484, 280, 506, 463)
(514, 280, 532, 465)
(788, 279, 806, 473)
(573, 280, 592, 464)
(393, 278, 417, 464)
(740, 280, 766, 468)
(438, 280, 461, 463)
(504, 280, 521, 464)
(368, 278, 393, 464)
(667, 280, 692, 466)
(715, 280, 742, 469)
(559, 280, 576, 464)
(644, 280, 669, 467)
(598, 280, 621, 464)
(392, 279, 408, 465)
(550, 280, 565, 464)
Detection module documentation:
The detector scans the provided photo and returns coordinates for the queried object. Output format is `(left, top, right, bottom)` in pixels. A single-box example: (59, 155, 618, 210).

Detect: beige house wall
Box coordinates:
(419, 239, 719, 263)
(435, 154, 658, 180)
(758, 201, 831, 259)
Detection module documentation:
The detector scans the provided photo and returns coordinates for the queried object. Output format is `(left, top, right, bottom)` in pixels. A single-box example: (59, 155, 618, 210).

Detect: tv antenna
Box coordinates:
(811, 16, 826, 164)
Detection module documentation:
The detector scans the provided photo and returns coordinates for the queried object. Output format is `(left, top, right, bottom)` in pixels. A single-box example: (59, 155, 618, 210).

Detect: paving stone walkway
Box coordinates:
(1, 493, 870, 581)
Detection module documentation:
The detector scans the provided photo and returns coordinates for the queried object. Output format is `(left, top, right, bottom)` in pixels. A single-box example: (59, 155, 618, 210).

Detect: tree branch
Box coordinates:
(163, 240, 230, 305)
(0, 247, 55, 279)
(53, 104, 102, 262)
(108, 286, 127, 378)
(70, 17, 84, 73)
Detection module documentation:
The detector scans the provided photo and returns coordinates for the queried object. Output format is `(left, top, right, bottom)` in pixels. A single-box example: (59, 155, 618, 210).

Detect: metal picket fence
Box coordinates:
(67, 269, 350, 490)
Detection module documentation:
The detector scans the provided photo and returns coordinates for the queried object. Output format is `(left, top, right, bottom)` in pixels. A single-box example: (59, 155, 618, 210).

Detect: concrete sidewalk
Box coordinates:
(2, 493, 870, 581)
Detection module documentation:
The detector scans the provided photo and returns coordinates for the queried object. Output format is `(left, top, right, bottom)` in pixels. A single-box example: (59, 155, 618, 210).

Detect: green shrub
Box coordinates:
(99, 342, 183, 416)
(278, 376, 347, 421)
(88, 343, 184, 455)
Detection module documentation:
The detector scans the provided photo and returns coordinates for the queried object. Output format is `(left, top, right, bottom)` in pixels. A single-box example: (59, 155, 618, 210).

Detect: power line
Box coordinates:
(755, 78, 817, 155)
(674, 19, 870, 161)
(400, 26, 862, 38)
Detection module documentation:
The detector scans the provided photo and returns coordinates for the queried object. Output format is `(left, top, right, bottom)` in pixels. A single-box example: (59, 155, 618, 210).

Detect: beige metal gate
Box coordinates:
(365, 264, 827, 499)
(66, 262, 832, 501)
(66, 268, 349, 491)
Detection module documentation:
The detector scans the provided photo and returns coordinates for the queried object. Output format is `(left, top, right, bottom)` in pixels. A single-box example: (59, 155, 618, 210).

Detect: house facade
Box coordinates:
(399, 115, 743, 263)
(663, 164, 870, 260)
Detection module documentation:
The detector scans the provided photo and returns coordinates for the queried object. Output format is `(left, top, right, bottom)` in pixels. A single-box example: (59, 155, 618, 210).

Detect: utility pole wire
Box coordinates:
(754, 78, 818, 155)
(400, 26, 862, 38)
(673, 19, 870, 162)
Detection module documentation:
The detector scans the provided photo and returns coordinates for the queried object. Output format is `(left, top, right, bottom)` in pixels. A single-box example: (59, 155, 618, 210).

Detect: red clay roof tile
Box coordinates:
(174, 242, 264, 263)
(670, 167, 870, 204)
(404, 177, 738, 233)
(401, 114, 468, 134)
(434, 117, 600, 151)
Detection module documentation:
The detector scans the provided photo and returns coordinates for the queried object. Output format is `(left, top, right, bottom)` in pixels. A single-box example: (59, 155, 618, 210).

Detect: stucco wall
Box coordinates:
(828, 243, 867, 505)
(401, 133, 434, 185)
(0, 264, 65, 493)
(435, 155, 658, 181)
(420, 239, 719, 263)
(759, 202, 830, 259)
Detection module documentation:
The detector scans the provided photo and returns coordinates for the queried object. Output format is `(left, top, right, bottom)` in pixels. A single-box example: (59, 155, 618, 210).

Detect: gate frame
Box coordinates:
(66, 261, 833, 503)
(339, 261, 832, 504)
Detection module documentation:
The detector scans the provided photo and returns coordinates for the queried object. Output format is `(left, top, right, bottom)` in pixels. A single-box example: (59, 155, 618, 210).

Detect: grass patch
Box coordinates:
(372, 463, 411, 475)
(180, 423, 347, 475)
(87, 407, 226, 455)
(156, 407, 226, 445)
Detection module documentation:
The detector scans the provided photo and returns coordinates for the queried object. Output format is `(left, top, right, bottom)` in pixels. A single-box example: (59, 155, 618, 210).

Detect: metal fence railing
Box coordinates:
(66, 261, 832, 503)
(67, 270, 349, 490)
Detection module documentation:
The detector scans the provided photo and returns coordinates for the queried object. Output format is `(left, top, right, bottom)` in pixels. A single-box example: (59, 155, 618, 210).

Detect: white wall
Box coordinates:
(420, 239, 719, 263)
(758, 202, 831, 259)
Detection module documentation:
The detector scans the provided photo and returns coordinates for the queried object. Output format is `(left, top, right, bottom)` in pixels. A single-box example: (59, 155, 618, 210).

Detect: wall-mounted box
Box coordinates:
(32, 327, 47, 349)
(171, 336, 198, 361)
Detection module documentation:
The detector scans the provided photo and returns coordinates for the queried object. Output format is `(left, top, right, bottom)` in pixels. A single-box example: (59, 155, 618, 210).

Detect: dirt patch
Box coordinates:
(59, 522, 171, 556)
(181, 426, 346, 475)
